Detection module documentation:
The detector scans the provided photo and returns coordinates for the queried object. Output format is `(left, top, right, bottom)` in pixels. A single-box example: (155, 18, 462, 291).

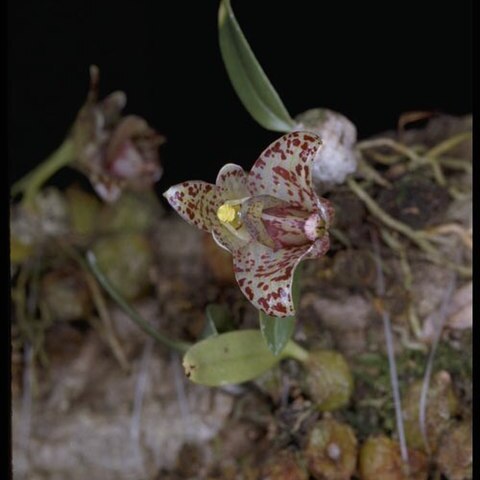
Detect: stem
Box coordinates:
(86, 251, 191, 354)
(282, 340, 309, 363)
(11, 138, 76, 204)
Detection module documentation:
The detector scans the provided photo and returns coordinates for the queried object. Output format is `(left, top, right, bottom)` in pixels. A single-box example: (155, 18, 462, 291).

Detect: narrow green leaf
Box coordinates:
(218, 0, 296, 132)
(183, 329, 288, 386)
(259, 262, 304, 355)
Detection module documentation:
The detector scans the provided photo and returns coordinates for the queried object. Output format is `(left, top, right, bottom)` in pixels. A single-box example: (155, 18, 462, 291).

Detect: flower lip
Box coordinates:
(304, 213, 326, 242)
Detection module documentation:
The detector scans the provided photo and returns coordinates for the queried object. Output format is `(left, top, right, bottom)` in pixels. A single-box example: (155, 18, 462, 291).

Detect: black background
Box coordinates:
(8, 0, 472, 192)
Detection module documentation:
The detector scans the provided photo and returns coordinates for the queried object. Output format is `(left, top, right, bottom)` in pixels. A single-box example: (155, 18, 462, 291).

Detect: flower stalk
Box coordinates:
(86, 251, 191, 354)
(281, 338, 309, 363)
(11, 138, 75, 205)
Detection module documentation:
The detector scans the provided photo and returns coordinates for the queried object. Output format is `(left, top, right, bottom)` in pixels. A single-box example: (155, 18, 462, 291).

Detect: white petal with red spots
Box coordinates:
(216, 163, 249, 200)
(232, 233, 331, 317)
(247, 131, 322, 211)
(232, 242, 309, 317)
(163, 181, 220, 232)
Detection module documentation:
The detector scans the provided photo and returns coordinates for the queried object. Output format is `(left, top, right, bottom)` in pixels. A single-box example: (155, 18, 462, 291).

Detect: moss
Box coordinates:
(345, 336, 471, 441)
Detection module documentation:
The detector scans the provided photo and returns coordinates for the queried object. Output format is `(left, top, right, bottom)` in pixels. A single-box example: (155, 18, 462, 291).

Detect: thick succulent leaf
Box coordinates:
(248, 131, 322, 210)
(218, 0, 296, 132)
(232, 241, 311, 317)
(183, 329, 287, 386)
(163, 181, 220, 232)
(259, 262, 303, 355)
(215, 163, 249, 199)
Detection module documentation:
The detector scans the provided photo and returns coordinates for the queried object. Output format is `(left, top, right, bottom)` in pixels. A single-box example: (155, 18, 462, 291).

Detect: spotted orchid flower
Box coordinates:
(164, 132, 334, 317)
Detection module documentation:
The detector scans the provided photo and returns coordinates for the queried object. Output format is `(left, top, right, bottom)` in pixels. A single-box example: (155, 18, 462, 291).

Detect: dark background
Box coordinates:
(8, 0, 472, 193)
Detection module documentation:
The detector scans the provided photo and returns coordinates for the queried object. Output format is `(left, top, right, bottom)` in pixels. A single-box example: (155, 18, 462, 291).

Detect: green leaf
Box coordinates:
(259, 262, 304, 355)
(201, 311, 218, 339)
(183, 329, 288, 386)
(259, 312, 295, 356)
(218, 0, 296, 132)
(201, 303, 235, 339)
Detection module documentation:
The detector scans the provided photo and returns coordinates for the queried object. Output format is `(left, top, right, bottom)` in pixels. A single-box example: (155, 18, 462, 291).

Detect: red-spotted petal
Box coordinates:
(232, 241, 313, 317)
(233, 231, 331, 317)
(163, 181, 220, 232)
(216, 163, 249, 200)
(247, 131, 322, 211)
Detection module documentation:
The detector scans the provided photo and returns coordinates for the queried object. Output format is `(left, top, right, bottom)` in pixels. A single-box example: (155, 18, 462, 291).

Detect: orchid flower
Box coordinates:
(72, 66, 165, 202)
(164, 132, 334, 317)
